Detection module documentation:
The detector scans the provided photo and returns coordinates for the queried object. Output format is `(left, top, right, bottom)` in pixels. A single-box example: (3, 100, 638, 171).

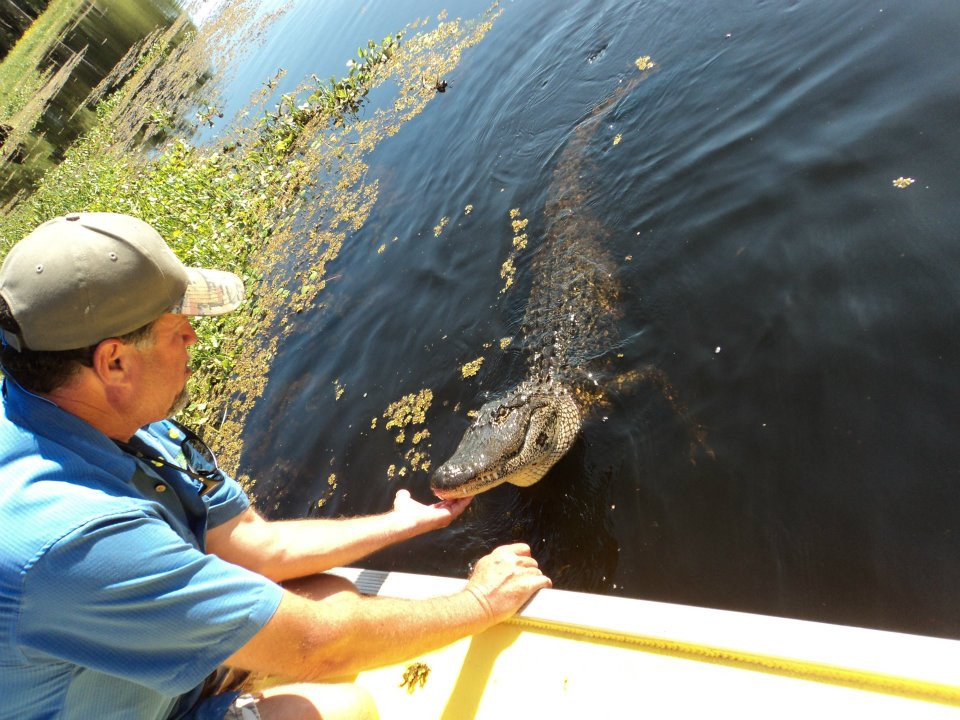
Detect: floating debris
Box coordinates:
(464, 203, 474, 214)
(317, 473, 338, 508)
(499, 336, 513, 350)
(383, 389, 433, 428)
(381, 389, 434, 479)
(500, 256, 516, 292)
(635, 55, 654, 71)
(400, 662, 431, 693)
(461, 356, 485, 378)
(892, 176, 915, 188)
(613, 133, 622, 146)
(433, 216, 449, 236)
(333, 379, 345, 400)
(501, 208, 530, 292)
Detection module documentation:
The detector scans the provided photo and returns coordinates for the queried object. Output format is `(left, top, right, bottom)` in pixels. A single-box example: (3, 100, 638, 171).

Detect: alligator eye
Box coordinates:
(535, 431, 548, 447)
(494, 407, 510, 421)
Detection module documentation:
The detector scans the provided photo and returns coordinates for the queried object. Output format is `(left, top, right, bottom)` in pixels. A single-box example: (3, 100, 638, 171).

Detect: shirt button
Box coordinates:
(155, 484, 167, 493)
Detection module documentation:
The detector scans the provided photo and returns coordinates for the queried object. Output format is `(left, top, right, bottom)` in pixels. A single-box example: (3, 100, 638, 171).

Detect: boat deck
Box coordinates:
(331, 567, 960, 719)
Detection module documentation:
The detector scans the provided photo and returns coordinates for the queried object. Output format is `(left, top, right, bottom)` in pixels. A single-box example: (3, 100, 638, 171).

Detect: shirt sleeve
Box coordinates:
(204, 472, 252, 530)
(144, 421, 251, 530)
(17, 510, 285, 696)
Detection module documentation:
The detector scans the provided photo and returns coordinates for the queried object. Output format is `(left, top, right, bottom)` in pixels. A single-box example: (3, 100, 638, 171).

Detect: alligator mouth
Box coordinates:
(430, 414, 530, 499)
(430, 458, 514, 500)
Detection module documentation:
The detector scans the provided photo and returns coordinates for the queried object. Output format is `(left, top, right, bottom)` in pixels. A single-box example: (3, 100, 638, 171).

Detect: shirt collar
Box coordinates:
(2, 377, 140, 480)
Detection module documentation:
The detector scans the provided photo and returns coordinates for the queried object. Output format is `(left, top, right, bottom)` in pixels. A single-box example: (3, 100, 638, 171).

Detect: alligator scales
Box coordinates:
(431, 71, 650, 499)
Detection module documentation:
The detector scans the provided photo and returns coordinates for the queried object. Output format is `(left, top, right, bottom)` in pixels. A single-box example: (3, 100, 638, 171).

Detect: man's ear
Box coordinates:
(90, 338, 132, 385)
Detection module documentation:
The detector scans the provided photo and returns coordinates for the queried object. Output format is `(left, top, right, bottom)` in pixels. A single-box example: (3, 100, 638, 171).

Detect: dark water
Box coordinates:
(228, 0, 960, 639)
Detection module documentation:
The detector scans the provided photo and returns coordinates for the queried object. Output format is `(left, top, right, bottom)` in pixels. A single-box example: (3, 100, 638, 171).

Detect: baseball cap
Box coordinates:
(0, 212, 245, 352)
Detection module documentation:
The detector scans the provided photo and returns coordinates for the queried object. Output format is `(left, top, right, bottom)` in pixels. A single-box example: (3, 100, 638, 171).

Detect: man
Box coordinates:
(0, 212, 551, 720)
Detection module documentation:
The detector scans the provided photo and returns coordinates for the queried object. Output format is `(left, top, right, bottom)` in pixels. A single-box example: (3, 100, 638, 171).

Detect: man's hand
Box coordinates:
(464, 543, 552, 623)
(391, 488, 472, 534)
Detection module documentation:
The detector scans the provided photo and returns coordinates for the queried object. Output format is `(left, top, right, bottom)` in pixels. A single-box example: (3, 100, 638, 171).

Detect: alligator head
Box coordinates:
(431, 380, 580, 499)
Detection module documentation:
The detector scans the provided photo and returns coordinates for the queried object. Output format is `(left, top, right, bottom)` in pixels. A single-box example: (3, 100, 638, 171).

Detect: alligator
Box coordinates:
(431, 66, 658, 500)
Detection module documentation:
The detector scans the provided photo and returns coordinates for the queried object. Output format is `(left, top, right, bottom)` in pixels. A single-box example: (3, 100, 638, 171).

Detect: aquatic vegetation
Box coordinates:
(384, 389, 434, 429)
(634, 56, 653, 71)
(0, 3, 505, 483)
(315, 473, 338, 509)
(499, 207, 530, 292)
(379, 389, 435, 479)
(460, 357, 485, 378)
(219, 4, 505, 477)
(0, 1, 190, 200)
(499, 256, 517, 292)
(399, 662, 431, 692)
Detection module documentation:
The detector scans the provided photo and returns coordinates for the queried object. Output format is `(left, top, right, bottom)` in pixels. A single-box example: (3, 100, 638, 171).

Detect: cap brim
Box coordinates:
(171, 267, 245, 316)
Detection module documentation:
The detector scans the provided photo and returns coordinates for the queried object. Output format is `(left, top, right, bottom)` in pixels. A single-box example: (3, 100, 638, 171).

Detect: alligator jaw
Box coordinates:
(430, 383, 580, 499)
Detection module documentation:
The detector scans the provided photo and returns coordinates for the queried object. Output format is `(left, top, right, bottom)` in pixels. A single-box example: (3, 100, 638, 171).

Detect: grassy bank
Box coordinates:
(0, 3, 503, 480)
(0, 0, 86, 125)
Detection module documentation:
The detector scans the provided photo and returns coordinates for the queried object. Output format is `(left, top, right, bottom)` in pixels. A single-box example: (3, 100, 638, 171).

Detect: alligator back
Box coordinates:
(432, 68, 653, 499)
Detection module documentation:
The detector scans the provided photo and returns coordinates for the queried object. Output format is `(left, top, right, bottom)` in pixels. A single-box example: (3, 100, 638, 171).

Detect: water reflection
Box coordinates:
(0, 0, 186, 201)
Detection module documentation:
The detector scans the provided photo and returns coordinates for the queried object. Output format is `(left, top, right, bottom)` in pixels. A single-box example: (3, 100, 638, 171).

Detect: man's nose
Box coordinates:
(183, 320, 198, 347)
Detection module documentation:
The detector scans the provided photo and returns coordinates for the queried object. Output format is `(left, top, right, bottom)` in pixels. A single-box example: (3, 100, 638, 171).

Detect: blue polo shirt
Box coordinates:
(0, 378, 285, 719)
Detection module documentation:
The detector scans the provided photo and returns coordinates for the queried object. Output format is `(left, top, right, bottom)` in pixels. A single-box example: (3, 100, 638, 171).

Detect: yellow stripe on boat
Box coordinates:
(331, 568, 960, 718)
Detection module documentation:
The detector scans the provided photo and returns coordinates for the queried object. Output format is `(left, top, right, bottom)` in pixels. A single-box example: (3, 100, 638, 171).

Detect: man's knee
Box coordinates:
(254, 682, 378, 720)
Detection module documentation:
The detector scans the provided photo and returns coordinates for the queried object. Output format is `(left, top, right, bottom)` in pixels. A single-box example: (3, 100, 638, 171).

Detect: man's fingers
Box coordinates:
(496, 542, 532, 557)
(536, 574, 553, 590)
(437, 496, 472, 514)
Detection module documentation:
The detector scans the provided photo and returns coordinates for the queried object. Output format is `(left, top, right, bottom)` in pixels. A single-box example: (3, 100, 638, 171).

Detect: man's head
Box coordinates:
(0, 212, 244, 405)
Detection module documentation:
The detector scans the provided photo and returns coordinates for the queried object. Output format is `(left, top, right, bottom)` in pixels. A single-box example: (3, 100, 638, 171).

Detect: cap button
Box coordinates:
(65, 213, 80, 221)
(155, 483, 167, 493)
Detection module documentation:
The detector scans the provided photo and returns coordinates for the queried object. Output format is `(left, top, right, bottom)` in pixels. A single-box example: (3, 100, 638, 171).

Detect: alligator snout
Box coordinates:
(430, 383, 580, 499)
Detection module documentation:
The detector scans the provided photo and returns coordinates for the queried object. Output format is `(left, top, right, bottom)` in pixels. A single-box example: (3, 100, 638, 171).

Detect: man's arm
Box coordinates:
(206, 490, 470, 583)
(224, 543, 551, 680)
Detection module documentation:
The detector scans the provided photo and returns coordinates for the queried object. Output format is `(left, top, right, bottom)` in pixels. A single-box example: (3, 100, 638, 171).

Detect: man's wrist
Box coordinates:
(463, 584, 495, 623)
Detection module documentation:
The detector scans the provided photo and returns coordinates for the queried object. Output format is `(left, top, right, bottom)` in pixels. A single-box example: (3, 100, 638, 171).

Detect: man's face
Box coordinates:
(133, 314, 198, 422)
